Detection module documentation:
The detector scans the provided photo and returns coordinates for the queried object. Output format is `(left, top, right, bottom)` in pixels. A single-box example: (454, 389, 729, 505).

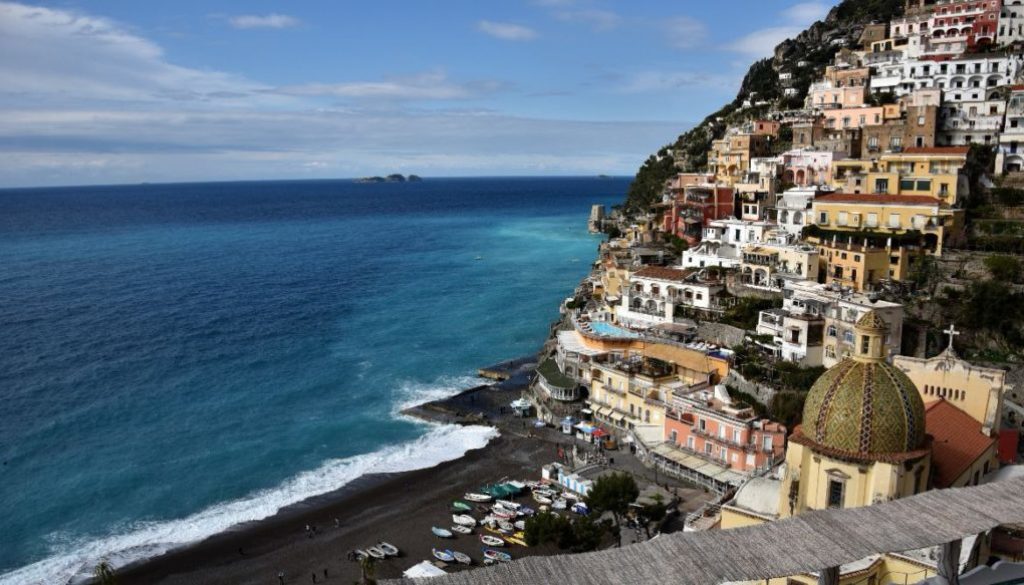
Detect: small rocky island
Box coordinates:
(354, 174, 423, 184)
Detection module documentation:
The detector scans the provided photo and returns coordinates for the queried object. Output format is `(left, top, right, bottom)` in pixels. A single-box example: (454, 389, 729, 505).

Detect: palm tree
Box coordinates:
(93, 559, 117, 585)
(359, 555, 377, 585)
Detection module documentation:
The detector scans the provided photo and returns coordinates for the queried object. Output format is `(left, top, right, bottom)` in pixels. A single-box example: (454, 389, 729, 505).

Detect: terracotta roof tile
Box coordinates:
(633, 266, 695, 283)
(814, 193, 943, 206)
(925, 399, 996, 488)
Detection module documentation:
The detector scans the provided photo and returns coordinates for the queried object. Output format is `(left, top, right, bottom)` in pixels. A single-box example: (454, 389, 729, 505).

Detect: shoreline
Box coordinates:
(111, 377, 558, 585)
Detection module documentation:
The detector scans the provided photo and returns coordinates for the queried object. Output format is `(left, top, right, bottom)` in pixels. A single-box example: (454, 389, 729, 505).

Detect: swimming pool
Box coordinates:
(587, 322, 641, 338)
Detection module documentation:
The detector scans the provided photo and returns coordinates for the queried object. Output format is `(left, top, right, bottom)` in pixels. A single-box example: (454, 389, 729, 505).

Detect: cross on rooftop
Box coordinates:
(944, 323, 960, 352)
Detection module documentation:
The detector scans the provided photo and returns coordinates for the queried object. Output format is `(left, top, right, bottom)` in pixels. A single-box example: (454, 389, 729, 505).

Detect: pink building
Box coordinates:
(782, 150, 846, 187)
(822, 106, 890, 129)
(663, 385, 787, 476)
(930, 0, 1002, 47)
(661, 185, 736, 244)
(809, 84, 868, 109)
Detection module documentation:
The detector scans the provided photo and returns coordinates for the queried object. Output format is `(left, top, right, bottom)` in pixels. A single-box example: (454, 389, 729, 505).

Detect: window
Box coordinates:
(704, 442, 713, 454)
(861, 335, 871, 355)
(687, 436, 695, 449)
(819, 212, 829, 224)
(733, 429, 742, 444)
(670, 430, 678, 444)
(900, 179, 916, 191)
(838, 211, 849, 226)
(699, 418, 706, 431)
(874, 178, 889, 193)
(828, 479, 845, 508)
(916, 180, 931, 191)
(827, 325, 837, 337)
(889, 213, 901, 228)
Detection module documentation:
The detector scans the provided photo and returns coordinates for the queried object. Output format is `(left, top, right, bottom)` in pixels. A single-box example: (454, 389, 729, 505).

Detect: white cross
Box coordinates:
(944, 323, 960, 352)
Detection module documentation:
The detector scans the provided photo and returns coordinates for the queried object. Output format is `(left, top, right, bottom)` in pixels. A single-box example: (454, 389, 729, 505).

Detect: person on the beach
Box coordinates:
(278, 571, 285, 584)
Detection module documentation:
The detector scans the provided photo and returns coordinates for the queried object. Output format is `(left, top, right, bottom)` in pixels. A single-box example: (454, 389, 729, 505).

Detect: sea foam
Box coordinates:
(0, 423, 499, 585)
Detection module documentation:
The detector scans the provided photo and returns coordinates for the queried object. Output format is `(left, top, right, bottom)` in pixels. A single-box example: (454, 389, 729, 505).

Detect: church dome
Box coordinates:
(800, 311, 926, 458)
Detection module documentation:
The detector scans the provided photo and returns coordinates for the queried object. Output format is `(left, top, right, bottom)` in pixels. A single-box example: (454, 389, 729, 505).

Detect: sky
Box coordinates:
(0, 0, 839, 187)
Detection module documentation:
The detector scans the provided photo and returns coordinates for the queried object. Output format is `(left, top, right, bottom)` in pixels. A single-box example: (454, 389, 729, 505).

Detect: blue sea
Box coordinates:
(0, 177, 626, 583)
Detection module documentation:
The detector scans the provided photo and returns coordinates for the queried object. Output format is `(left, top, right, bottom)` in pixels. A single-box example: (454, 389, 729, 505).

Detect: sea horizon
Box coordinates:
(0, 177, 625, 583)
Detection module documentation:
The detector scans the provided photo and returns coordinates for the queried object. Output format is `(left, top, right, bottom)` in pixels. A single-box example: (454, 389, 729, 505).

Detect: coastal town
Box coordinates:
(78, 1, 1024, 585)
(507, 0, 1024, 583)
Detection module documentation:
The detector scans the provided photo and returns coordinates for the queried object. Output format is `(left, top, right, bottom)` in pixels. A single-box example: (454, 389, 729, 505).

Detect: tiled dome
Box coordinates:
(801, 311, 926, 458)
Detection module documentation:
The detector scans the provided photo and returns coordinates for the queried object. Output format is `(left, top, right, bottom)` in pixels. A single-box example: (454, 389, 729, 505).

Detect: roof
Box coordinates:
(402, 561, 447, 579)
(801, 358, 927, 458)
(384, 478, 1024, 585)
(729, 477, 782, 517)
(633, 266, 693, 283)
(999, 429, 1019, 464)
(814, 193, 943, 206)
(856, 310, 888, 330)
(900, 146, 969, 156)
(925, 399, 996, 488)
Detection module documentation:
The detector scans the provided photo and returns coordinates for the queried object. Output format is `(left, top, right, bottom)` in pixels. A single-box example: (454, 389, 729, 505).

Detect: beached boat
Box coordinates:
(450, 550, 472, 565)
(432, 526, 453, 538)
(495, 499, 520, 510)
(505, 536, 527, 547)
(452, 501, 473, 511)
(378, 542, 399, 557)
(513, 520, 526, 531)
(480, 534, 505, 547)
(518, 505, 536, 517)
(452, 514, 476, 527)
(353, 549, 369, 560)
(533, 494, 552, 505)
(450, 524, 472, 535)
(482, 549, 512, 563)
(464, 492, 491, 502)
(497, 521, 514, 534)
(552, 498, 567, 510)
(367, 546, 386, 560)
(533, 488, 555, 498)
(571, 502, 589, 515)
(432, 548, 455, 562)
(492, 508, 516, 519)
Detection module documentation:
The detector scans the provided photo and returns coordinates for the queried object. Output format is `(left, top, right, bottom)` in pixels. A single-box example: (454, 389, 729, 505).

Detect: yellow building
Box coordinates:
(829, 147, 969, 206)
(709, 133, 773, 186)
(587, 354, 678, 439)
(811, 192, 963, 256)
(816, 238, 905, 292)
(720, 312, 999, 584)
(894, 326, 1010, 436)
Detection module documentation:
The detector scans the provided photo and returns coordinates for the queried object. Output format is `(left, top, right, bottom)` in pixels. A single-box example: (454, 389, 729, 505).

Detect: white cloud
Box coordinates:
(726, 1, 834, 57)
(726, 26, 803, 57)
(276, 71, 501, 101)
(228, 14, 300, 29)
(619, 71, 739, 94)
(664, 16, 708, 49)
(476, 20, 538, 41)
(782, 2, 830, 24)
(0, 2, 676, 186)
(555, 9, 621, 31)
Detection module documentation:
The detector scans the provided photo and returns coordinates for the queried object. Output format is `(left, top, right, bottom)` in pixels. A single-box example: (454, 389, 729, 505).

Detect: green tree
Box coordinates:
(524, 511, 574, 547)
(668, 235, 689, 255)
(569, 516, 605, 552)
(585, 472, 639, 547)
(93, 560, 117, 585)
(984, 255, 1022, 282)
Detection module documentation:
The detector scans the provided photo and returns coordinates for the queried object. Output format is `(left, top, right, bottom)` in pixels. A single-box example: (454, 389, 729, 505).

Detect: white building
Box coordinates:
(939, 91, 1007, 146)
(870, 55, 1023, 98)
(756, 280, 904, 367)
(999, 0, 1024, 46)
(997, 86, 1024, 172)
(681, 218, 777, 270)
(618, 267, 728, 327)
(738, 241, 820, 292)
(773, 187, 825, 238)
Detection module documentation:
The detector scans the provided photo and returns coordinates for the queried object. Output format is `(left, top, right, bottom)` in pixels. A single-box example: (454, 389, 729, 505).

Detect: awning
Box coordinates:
(403, 561, 446, 578)
(591, 428, 609, 438)
(649, 443, 746, 487)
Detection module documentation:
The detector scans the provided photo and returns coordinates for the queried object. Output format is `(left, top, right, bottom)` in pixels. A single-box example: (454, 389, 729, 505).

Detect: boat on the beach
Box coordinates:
(533, 493, 552, 505)
(518, 505, 536, 517)
(432, 548, 456, 562)
(451, 524, 472, 535)
(506, 535, 527, 547)
(514, 520, 526, 531)
(552, 498, 567, 510)
(378, 542, 400, 557)
(533, 488, 555, 497)
(464, 492, 491, 502)
(482, 548, 512, 562)
(480, 534, 505, 547)
(495, 499, 520, 510)
(353, 549, 369, 560)
(450, 550, 472, 565)
(452, 501, 473, 512)
(452, 514, 476, 527)
(497, 519, 514, 533)
(367, 546, 386, 560)
(432, 527, 454, 538)
(571, 502, 589, 515)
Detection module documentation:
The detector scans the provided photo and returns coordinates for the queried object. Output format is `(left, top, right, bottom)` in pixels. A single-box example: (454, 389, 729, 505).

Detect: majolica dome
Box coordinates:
(800, 311, 926, 457)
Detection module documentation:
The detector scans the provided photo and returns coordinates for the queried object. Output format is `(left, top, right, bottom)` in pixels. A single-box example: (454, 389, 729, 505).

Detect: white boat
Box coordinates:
(492, 508, 516, 519)
(480, 534, 505, 547)
(483, 549, 512, 563)
(432, 526, 454, 538)
(353, 549, 369, 560)
(513, 520, 526, 531)
(552, 498, 567, 510)
(464, 492, 492, 502)
(451, 524, 472, 535)
(497, 520, 514, 533)
(450, 550, 472, 565)
(432, 548, 455, 563)
(495, 499, 520, 510)
(533, 488, 555, 498)
(367, 546, 386, 559)
(452, 514, 476, 527)
(378, 542, 399, 557)
(533, 494, 552, 505)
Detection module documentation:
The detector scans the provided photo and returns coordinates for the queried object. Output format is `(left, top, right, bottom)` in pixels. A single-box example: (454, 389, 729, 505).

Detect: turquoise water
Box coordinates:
(0, 177, 626, 583)
(587, 322, 641, 338)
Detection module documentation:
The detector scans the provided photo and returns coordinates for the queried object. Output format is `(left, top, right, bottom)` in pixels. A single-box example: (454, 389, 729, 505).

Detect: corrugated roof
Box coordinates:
(385, 478, 1024, 585)
(925, 399, 996, 488)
